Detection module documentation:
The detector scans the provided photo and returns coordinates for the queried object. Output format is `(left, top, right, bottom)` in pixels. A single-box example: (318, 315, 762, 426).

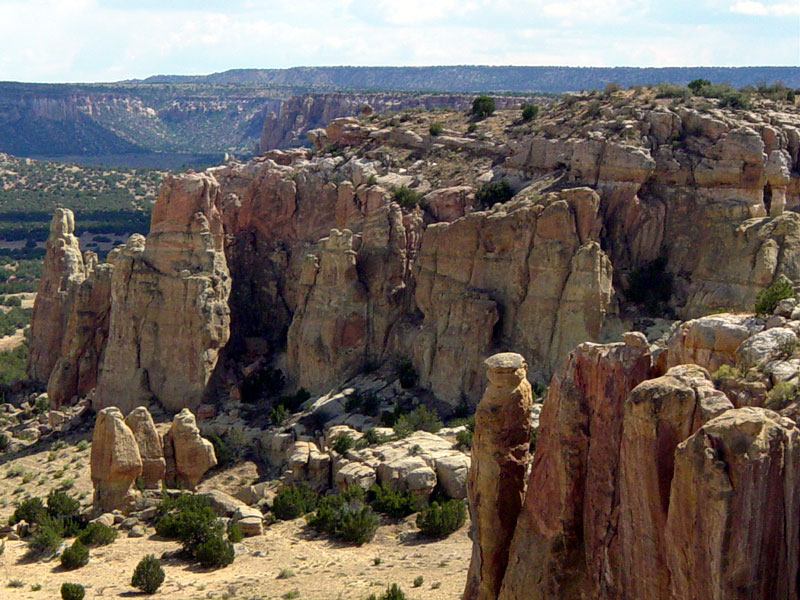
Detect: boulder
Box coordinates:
(664, 313, 761, 373)
(124, 407, 165, 488)
(90, 407, 143, 512)
(200, 489, 247, 517)
(736, 327, 797, 369)
(164, 409, 217, 490)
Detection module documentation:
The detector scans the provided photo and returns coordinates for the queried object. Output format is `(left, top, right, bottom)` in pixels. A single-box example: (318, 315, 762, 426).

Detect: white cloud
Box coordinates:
(730, 0, 800, 15)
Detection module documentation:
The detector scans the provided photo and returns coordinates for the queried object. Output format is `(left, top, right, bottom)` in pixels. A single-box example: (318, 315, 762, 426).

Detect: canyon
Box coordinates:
(15, 86, 800, 599)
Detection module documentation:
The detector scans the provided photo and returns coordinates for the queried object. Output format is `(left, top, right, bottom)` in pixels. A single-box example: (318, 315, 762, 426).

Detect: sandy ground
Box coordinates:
(0, 431, 471, 600)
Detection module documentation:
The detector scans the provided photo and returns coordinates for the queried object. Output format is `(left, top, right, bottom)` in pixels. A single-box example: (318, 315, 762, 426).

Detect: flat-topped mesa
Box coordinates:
(27, 208, 85, 383)
(463, 353, 533, 600)
(94, 173, 231, 413)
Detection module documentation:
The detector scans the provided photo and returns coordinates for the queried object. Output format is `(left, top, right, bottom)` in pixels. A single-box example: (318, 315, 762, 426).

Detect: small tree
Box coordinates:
(131, 555, 165, 594)
(521, 103, 539, 121)
(416, 499, 466, 538)
(60, 539, 89, 570)
(471, 96, 495, 118)
(688, 78, 711, 94)
(60, 583, 85, 600)
(755, 277, 794, 316)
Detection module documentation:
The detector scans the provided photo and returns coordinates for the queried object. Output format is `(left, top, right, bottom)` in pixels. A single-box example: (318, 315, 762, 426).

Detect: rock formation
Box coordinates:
(28, 209, 85, 383)
(463, 353, 533, 600)
(164, 408, 217, 490)
(90, 407, 142, 512)
(94, 173, 230, 413)
(124, 406, 166, 489)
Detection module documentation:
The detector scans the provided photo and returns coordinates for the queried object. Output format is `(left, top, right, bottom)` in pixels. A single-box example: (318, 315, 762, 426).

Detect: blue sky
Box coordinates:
(0, 0, 797, 83)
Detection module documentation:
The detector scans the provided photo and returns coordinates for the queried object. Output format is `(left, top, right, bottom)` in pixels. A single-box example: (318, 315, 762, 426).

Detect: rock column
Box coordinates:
(463, 353, 533, 600)
(90, 407, 142, 512)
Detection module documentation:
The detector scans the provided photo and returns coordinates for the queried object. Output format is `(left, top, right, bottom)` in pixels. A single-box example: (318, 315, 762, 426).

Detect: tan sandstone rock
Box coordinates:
(90, 407, 142, 513)
(94, 173, 230, 413)
(123, 407, 165, 489)
(164, 408, 217, 490)
(463, 353, 533, 600)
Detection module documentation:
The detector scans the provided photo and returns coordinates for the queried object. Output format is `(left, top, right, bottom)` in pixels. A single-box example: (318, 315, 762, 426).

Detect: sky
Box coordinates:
(0, 0, 797, 83)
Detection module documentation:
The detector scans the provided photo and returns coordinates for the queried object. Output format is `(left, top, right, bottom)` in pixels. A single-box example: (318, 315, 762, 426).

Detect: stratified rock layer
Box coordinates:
(94, 173, 230, 413)
(463, 353, 533, 600)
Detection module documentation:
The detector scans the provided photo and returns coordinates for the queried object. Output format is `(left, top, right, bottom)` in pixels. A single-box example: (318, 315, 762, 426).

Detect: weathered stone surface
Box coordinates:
(287, 229, 368, 393)
(498, 341, 652, 600)
(95, 172, 230, 413)
(665, 407, 800, 600)
(736, 327, 797, 368)
(28, 208, 86, 384)
(90, 407, 142, 512)
(200, 489, 247, 517)
(663, 313, 762, 373)
(463, 353, 533, 600)
(286, 441, 331, 492)
(124, 407, 165, 489)
(164, 408, 217, 490)
(617, 365, 733, 600)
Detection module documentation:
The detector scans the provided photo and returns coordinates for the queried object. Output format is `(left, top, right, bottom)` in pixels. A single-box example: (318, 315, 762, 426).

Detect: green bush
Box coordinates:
(47, 489, 80, 521)
(755, 277, 794, 316)
(60, 539, 89, 570)
(368, 483, 416, 518)
(131, 555, 165, 594)
(272, 485, 318, 521)
(227, 520, 244, 544)
(332, 434, 354, 455)
(766, 381, 797, 411)
(78, 522, 117, 546)
(28, 518, 63, 557)
(416, 499, 466, 538)
(365, 583, 407, 600)
(307, 487, 378, 545)
(719, 89, 751, 109)
(475, 180, 513, 210)
(688, 78, 711, 94)
(193, 534, 235, 568)
(471, 96, 495, 118)
(9, 496, 46, 526)
(655, 83, 689, 99)
(396, 360, 417, 388)
(392, 186, 423, 210)
(521, 103, 539, 121)
(393, 405, 442, 438)
(429, 121, 444, 136)
(60, 583, 85, 600)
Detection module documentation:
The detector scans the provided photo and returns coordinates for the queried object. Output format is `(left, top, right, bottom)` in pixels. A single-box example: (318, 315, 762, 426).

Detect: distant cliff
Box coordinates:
(138, 65, 800, 93)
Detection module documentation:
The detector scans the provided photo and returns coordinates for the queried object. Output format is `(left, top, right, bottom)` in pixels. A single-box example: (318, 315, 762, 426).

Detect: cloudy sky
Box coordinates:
(0, 0, 797, 83)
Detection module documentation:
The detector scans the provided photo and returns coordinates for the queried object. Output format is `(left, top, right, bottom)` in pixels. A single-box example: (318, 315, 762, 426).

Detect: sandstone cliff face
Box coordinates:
(94, 173, 231, 413)
(28, 209, 85, 383)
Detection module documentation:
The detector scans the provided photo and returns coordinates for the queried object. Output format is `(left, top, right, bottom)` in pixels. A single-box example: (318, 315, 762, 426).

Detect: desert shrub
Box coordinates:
(368, 483, 416, 518)
(688, 78, 712, 94)
(467, 123, 477, 133)
(47, 489, 80, 521)
(413, 575, 424, 587)
(455, 416, 475, 451)
(655, 83, 689, 99)
(332, 433, 354, 455)
(207, 432, 235, 466)
(416, 499, 466, 538)
(719, 89, 751, 109)
(475, 180, 513, 210)
(429, 121, 443, 136)
(308, 486, 377, 545)
(0, 431, 8, 452)
(345, 391, 380, 416)
(272, 484, 318, 521)
(9, 496, 46, 526)
(626, 256, 673, 314)
(755, 278, 794, 316)
(362, 427, 390, 446)
(365, 583, 407, 600)
(60, 583, 85, 600)
(193, 534, 235, 568)
(712, 364, 743, 383)
(521, 103, 539, 121)
(78, 522, 117, 547)
(471, 96, 495, 118)
(131, 554, 165, 594)
(392, 186, 423, 210)
(241, 365, 285, 403)
(604, 82, 621, 95)
(766, 381, 798, 411)
(227, 520, 244, 544)
(60, 539, 89, 570)
(393, 405, 442, 438)
(28, 518, 63, 557)
(269, 403, 289, 426)
(279, 388, 311, 413)
(396, 360, 417, 388)
(585, 100, 602, 118)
